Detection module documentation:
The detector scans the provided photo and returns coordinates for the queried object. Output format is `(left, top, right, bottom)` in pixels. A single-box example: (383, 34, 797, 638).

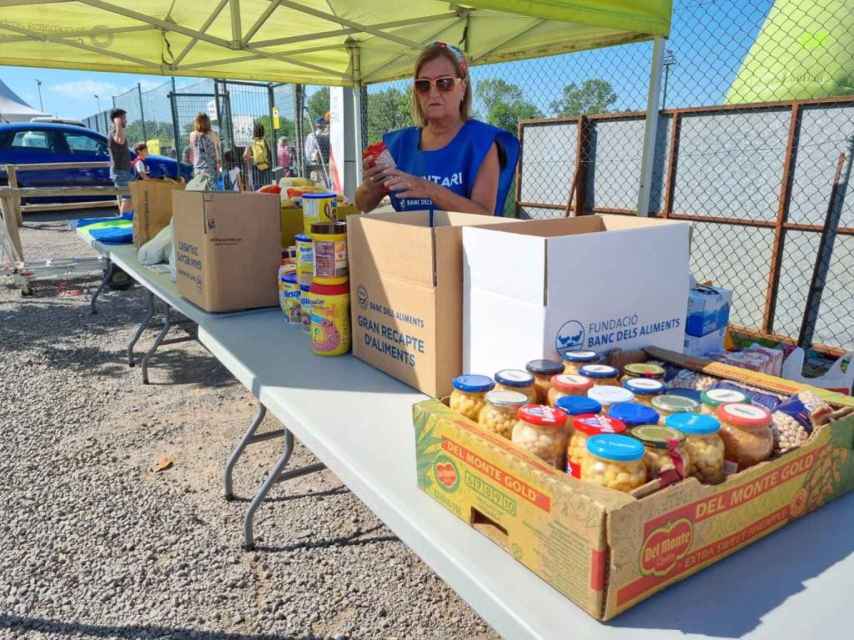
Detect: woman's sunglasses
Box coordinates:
(413, 77, 462, 95)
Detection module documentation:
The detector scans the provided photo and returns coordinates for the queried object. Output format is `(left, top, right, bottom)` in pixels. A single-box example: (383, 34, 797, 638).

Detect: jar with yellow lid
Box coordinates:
(566, 414, 626, 478)
(623, 377, 665, 407)
(478, 391, 527, 439)
(652, 394, 700, 422)
(494, 369, 537, 403)
(526, 359, 564, 404)
(622, 362, 666, 381)
(450, 375, 495, 421)
(580, 434, 647, 492)
(630, 424, 691, 480)
(561, 351, 600, 375)
(716, 403, 773, 470)
(579, 364, 620, 387)
(511, 405, 569, 469)
(547, 374, 593, 407)
(665, 413, 725, 484)
(700, 388, 749, 415)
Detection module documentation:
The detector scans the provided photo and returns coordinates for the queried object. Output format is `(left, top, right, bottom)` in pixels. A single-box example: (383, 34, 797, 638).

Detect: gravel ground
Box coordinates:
(0, 213, 500, 640)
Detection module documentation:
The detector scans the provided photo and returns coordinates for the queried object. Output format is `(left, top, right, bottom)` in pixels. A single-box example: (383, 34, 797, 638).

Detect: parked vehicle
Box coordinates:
(30, 116, 86, 127)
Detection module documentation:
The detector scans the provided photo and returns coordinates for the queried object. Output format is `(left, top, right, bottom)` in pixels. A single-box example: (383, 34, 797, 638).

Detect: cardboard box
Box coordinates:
(686, 284, 731, 337)
(413, 348, 854, 620)
(463, 216, 692, 376)
(173, 191, 281, 312)
(348, 211, 520, 398)
(130, 179, 184, 247)
(684, 326, 726, 357)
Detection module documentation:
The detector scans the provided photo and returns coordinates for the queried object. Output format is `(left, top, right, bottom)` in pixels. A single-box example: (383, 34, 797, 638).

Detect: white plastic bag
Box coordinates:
(138, 221, 173, 266)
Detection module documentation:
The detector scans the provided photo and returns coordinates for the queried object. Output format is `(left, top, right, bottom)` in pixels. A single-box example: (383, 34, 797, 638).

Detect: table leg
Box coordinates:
(141, 307, 173, 385)
(90, 258, 113, 315)
(225, 404, 284, 500)
(128, 291, 156, 367)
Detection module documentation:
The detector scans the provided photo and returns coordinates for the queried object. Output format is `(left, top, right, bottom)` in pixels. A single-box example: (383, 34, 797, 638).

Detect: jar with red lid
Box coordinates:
(566, 414, 626, 478)
(547, 374, 593, 407)
(511, 405, 569, 469)
(716, 403, 773, 470)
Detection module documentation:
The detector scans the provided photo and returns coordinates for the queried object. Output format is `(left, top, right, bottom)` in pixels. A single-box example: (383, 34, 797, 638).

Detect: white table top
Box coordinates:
(75, 225, 110, 255)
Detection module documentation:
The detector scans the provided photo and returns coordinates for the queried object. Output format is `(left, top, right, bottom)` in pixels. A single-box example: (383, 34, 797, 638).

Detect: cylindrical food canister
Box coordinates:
(309, 282, 351, 356)
(282, 273, 301, 324)
(299, 283, 313, 333)
(295, 233, 314, 287)
(311, 221, 348, 285)
(302, 192, 337, 235)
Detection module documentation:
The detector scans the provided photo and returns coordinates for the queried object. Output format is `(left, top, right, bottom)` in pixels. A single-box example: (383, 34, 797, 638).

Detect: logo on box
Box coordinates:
(555, 320, 585, 353)
(640, 518, 694, 576)
(433, 454, 460, 492)
(357, 285, 369, 310)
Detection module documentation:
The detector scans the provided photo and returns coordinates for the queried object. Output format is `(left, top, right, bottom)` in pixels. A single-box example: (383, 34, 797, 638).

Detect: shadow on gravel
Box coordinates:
(0, 614, 322, 640)
(254, 525, 399, 554)
(229, 486, 349, 503)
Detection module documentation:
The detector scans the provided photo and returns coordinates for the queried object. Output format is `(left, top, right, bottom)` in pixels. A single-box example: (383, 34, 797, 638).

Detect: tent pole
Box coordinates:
(636, 36, 666, 217)
(349, 42, 364, 187)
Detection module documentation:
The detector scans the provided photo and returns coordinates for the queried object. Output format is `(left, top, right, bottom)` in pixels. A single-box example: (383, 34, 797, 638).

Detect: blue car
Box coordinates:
(0, 122, 192, 201)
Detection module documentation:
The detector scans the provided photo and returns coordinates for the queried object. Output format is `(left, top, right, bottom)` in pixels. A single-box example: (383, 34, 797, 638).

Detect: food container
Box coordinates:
(295, 233, 314, 287)
(700, 388, 749, 414)
(450, 375, 495, 421)
(494, 369, 537, 403)
(302, 192, 336, 235)
(623, 378, 665, 406)
(299, 283, 313, 333)
(666, 388, 703, 404)
(567, 414, 626, 478)
(547, 374, 593, 407)
(478, 390, 527, 439)
(526, 359, 564, 404)
(280, 272, 301, 324)
(588, 385, 634, 411)
(511, 404, 569, 469)
(581, 434, 647, 492)
(716, 403, 774, 470)
(309, 282, 351, 356)
(310, 221, 348, 285)
(561, 351, 601, 375)
(622, 362, 666, 381)
(665, 413, 725, 484)
(608, 402, 660, 429)
(554, 396, 602, 420)
(652, 394, 700, 421)
(579, 364, 620, 386)
(630, 424, 691, 480)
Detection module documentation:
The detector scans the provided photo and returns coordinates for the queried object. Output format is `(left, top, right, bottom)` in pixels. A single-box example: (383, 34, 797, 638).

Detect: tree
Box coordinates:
(366, 87, 413, 143)
(476, 78, 542, 134)
(307, 87, 330, 123)
(550, 79, 617, 117)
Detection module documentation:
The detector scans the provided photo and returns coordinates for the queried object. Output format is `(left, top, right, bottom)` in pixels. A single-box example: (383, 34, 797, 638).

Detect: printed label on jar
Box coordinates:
(566, 459, 581, 478)
(723, 459, 739, 476)
(582, 364, 614, 374)
(629, 378, 664, 391)
(722, 403, 768, 420)
(565, 350, 597, 360)
(706, 389, 746, 403)
(556, 374, 589, 386)
(497, 369, 533, 382)
(313, 238, 348, 279)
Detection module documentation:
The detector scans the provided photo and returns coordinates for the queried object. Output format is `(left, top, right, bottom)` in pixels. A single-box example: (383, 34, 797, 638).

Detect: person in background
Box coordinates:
(188, 112, 221, 181)
(356, 42, 516, 214)
(107, 108, 133, 214)
(243, 121, 272, 187)
(304, 116, 330, 185)
(277, 136, 292, 175)
(132, 142, 150, 180)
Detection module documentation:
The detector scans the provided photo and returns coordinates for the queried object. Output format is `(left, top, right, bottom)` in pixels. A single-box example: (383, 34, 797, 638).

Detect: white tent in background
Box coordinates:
(0, 79, 48, 122)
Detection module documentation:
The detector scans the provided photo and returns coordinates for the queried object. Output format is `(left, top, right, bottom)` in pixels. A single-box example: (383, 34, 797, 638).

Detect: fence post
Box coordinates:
(294, 84, 305, 177)
(574, 116, 588, 215)
(169, 77, 182, 164)
(636, 37, 666, 216)
(267, 83, 277, 172)
(137, 83, 147, 143)
(661, 111, 682, 218)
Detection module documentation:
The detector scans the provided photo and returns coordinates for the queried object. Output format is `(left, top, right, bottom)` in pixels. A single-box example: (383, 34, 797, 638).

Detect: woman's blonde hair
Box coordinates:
(410, 42, 471, 127)
(194, 112, 211, 134)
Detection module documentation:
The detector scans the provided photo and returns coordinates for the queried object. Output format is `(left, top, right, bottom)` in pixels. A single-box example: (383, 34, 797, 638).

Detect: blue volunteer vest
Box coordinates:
(383, 120, 503, 213)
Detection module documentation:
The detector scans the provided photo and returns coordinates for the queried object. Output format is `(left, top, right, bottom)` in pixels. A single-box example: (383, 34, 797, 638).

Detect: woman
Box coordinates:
(188, 112, 221, 181)
(243, 121, 272, 188)
(277, 137, 292, 174)
(356, 42, 515, 214)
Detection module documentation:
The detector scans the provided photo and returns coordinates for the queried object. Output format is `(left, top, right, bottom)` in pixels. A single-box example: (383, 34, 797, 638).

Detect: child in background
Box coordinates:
(133, 143, 150, 180)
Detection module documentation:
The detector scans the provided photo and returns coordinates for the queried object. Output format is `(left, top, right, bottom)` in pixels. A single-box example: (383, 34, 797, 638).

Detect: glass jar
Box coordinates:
(630, 424, 691, 480)
(622, 362, 666, 381)
(579, 364, 620, 387)
(547, 374, 593, 407)
(700, 388, 749, 415)
(526, 359, 564, 404)
(652, 394, 700, 422)
(478, 391, 527, 439)
(567, 415, 626, 477)
(623, 378, 665, 407)
(494, 369, 537, 403)
(511, 405, 569, 469)
(716, 403, 773, 470)
(667, 388, 703, 404)
(562, 351, 601, 375)
(588, 385, 634, 412)
(608, 401, 660, 429)
(449, 374, 495, 421)
(581, 434, 647, 492)
(665, 413, 725, 484)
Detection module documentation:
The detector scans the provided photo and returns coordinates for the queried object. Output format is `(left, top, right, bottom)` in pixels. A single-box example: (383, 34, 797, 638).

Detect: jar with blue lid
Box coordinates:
(494, 369, 537, 403)
(562, 351, 601, 375)
(581, 434, 647, 492)
(623, 378, 665, 407)
(608, 402, 661, 428)
(665, 413, 725, 484)
(579, 364, 620, 386)
(450, 375, 495, 421)
(555, 396, 602, 418)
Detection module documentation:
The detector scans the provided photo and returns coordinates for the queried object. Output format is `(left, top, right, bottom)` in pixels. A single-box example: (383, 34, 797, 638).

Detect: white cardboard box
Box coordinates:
(463, 215, 691, 375)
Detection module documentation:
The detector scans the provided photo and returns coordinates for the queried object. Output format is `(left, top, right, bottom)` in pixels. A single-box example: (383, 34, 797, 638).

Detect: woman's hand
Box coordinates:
(383, 169, 435, 200)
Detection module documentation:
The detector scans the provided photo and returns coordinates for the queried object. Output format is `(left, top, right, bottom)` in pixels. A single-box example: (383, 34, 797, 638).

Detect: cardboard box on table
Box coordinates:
(412, 347, 854, 620)
(347, 211, 520, 398)
(173, 191, 281, 312)
(130, 179, 184, 247)
(463, 215, 692, 375)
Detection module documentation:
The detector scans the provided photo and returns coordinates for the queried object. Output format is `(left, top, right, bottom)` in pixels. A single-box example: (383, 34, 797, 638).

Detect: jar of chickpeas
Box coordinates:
(716, 403, 773, 470)
(561, 350, 600, 375)
(622, 362, 666, 381)
(700, 388, 749, 415)
(478, 391, 527, 439)
(623, 378, 665, 407)
(630, 424, 691, 480)
(567, 414, 626, 478)
(579, 364, 621, 387)
(449, 375, 495, 422)
(547, 374, 593, 407)
(511, 405, 569, 469)
(665, 413, 725, 484)
(581, 434, 647, 492)
(652, 394, 700, 422)
(608, 401, 660, 429)
(494, 369, 537, 403)
(588, 385, 634, 412)
(526, 359, 564, 404)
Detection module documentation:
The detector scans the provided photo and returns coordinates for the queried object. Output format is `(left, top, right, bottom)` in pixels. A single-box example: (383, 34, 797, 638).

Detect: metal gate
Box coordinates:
(169, 85, 234, 171)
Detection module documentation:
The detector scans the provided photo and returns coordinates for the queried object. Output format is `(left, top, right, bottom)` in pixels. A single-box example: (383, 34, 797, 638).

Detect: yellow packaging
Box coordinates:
(311, 221, 348, 285)
(309, 282, 351, 356)
(302, 192, 336, 235)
